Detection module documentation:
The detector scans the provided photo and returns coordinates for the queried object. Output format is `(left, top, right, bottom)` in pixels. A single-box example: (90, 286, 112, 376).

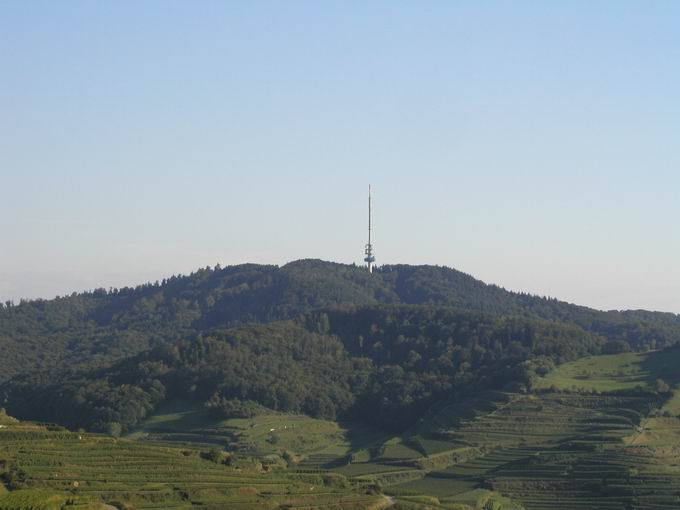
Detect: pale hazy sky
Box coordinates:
(2, 1, 680, 312)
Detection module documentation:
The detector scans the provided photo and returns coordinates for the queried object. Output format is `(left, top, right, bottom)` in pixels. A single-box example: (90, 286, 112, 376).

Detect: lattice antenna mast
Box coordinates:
(364, 185, 375, 273)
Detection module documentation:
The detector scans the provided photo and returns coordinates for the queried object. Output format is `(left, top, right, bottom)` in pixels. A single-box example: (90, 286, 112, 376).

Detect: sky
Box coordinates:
(1, 1, 679, 312)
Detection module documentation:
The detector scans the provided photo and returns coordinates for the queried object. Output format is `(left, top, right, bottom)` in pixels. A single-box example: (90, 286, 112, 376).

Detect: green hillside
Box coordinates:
(1, 307, 605, 434)
(3, 261, 680, 509)
(366, 350, 680, 509)
(126, 399, 388, 463)
(535, 348, 680, 392)
(2, 260, 680, 385)
(108, 349, 680, 510)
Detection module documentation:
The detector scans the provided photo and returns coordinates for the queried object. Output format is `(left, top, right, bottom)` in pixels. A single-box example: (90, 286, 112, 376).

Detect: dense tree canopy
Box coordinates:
(1, 260, 679, 433)
(3, 306, 606, 432)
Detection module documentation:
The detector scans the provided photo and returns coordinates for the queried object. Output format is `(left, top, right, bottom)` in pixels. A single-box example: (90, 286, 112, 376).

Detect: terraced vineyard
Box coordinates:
(330, 390, 680, 509)
(4, 350, 680, 509)
(127, 401, 388, 467)
(325, 350, 680, 509)
(114, 350, 680, 509)
(0, 412, 386, 510)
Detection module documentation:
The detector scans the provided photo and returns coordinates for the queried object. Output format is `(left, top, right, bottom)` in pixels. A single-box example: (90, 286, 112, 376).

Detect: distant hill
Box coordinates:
(3, 257, 680, 506)
(1, 259, 679, 383)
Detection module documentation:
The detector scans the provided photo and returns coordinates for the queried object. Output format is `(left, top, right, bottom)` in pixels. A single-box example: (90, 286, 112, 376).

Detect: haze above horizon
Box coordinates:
(2, 1, 680, 312)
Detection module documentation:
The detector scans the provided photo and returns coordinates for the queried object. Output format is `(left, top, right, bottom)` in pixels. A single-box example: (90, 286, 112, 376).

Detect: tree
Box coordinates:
(201, 448, 223, 464)
(107, 422, 122, 438)
(656, 379, 671, 394)
(603, 340, 631, 355)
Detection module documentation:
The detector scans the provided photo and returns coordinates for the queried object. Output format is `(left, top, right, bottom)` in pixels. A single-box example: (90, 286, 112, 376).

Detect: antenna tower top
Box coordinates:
(364, 185, 375, 273)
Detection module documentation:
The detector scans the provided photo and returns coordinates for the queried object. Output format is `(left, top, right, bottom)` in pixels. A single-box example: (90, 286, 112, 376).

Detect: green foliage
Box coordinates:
(535, 347, 680, 393)
(106, 422, 122, 438)
(315, 306, 603, 429)
(377, 350, 680, 509)
(602, 339, 631, 354)
(3, 306, 611, 433)
(0, 490, 81, 510)
(0, 464, 28, 491)
(205, 396, 268, 419)
(2, 261, 679, 421)
(2, 259, 680, 509)
(2, 260, 680, 388)
(656, 378, 671, 394)
(200, 447, 228, 464)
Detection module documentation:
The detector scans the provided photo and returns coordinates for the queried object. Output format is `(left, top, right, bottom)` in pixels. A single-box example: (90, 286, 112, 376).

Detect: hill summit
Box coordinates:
(1, 259, 679, 383)
(1, 259, 680, 435)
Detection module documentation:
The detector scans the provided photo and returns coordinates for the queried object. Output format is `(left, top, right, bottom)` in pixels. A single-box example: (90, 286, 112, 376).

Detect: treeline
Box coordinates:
(2, 259, 680, 433)
(2, 260, 679, 384)
(0, 261, 388, 382)
(2, 305, 606, 433)
(307, 306, 604, 427)
(2, 323, 362, 432)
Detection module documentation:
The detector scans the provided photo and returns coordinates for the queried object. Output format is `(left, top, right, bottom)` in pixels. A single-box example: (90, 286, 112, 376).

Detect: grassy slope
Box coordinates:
(0, 491, 111, 510)
(534, 348, 680, 392)
(127, 400, 389, 463)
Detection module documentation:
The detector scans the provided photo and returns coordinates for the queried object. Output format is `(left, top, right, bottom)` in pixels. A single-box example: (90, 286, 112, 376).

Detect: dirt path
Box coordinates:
(378, 495, 396, 509)
(629, 417, 651, 445)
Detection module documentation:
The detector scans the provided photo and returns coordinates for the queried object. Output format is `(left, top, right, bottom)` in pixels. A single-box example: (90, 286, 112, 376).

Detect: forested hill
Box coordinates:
(1, 259, 680, 382)
(2, 307, 603, 433)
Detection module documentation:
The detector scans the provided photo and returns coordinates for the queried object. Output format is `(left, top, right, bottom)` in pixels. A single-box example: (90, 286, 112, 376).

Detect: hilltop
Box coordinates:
(2, 260, 680, 509)
(2, 260, 680, 436)
(1, 258, 680, 437)
(1, 259, 679, 383)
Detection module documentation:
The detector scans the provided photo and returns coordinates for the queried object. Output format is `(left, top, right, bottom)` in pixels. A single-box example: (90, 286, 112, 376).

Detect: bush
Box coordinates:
(107, 422, 122, 438)
(656, 379, 671, 394)
(1, 464, 28, 490)
(364, 482, 383, 495)
(281, 451, 295, 467)
(200, 447, 232, 466)
(201, 448, 224, 464)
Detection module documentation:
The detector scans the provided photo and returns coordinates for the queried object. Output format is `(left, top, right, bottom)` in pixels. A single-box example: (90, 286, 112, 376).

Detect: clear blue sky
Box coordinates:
(2, 1, 679, 312)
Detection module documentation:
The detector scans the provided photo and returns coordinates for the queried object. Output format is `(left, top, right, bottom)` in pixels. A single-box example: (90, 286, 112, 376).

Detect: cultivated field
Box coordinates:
(329, 350, 680, 509)
(128, 400, 388, 465)
(0, 411, 385, 510)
